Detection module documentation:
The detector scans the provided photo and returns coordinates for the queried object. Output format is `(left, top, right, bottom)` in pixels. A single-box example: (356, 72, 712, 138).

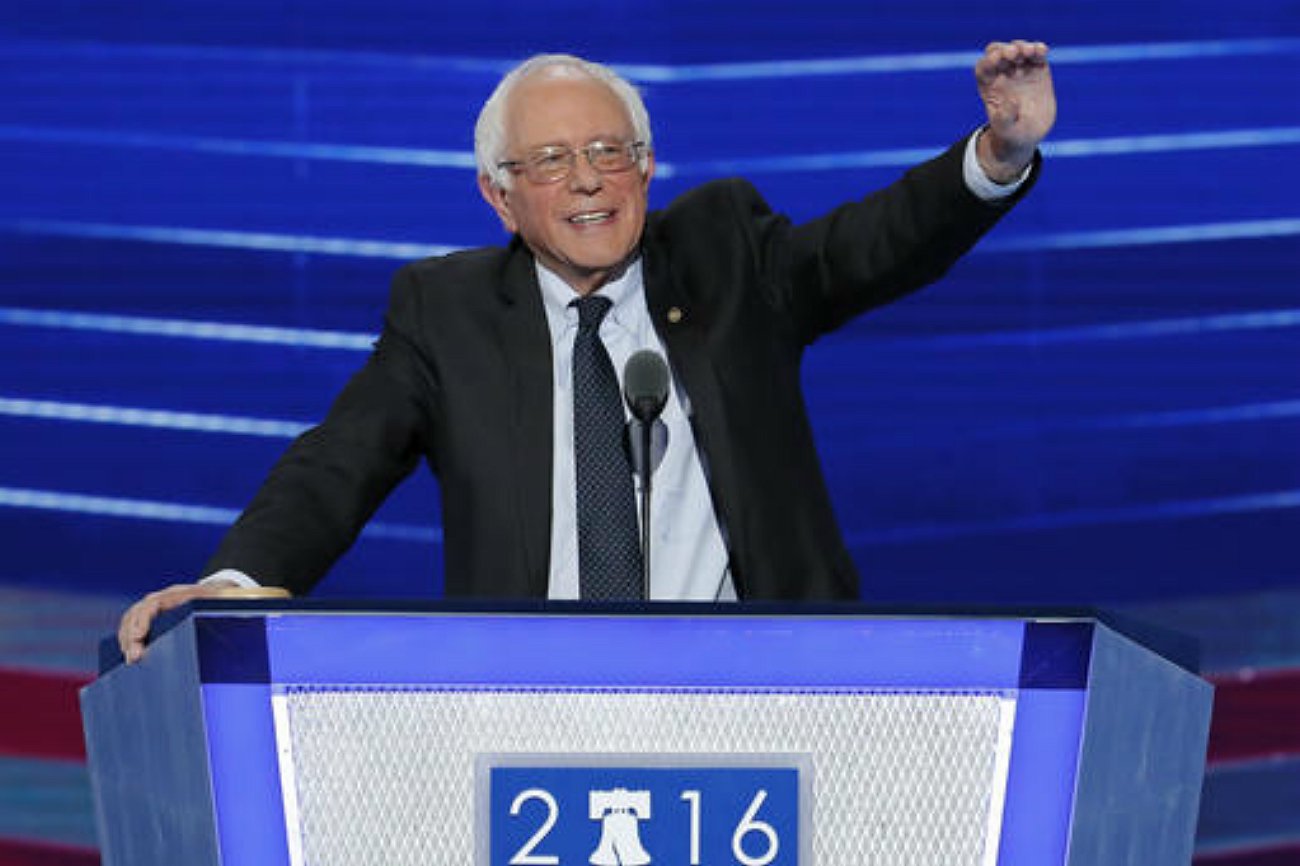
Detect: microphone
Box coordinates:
(622, 350, 670, 600)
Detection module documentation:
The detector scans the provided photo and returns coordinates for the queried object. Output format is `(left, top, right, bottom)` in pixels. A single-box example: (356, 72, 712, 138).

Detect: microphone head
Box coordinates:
(623, 350, 670, 422)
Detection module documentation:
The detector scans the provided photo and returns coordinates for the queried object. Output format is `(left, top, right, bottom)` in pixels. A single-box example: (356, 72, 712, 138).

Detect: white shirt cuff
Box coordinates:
(962, 128, 1032, 201)
(200, 568, 261, 589)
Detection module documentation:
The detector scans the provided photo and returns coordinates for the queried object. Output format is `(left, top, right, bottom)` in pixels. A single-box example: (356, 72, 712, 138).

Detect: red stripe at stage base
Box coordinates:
(0, 838, 98, 866)
(1207, 667, 1300, 765)
(0, 668, 92, 761)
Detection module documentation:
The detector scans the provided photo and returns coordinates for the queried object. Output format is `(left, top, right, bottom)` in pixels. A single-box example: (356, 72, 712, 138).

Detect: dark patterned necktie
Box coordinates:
(572, 296, 644, 600)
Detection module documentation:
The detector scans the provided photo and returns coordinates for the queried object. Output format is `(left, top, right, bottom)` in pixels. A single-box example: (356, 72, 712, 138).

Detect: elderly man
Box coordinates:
(119, 42, 1056, 661)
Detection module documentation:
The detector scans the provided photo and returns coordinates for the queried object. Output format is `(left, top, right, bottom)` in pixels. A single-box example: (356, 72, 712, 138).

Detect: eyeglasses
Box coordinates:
(497, 140, 648, 184)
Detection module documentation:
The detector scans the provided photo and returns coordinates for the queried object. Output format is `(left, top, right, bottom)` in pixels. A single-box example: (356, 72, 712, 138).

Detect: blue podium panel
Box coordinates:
(81, 604, 1212, 866)
(80, 617, 225, 866)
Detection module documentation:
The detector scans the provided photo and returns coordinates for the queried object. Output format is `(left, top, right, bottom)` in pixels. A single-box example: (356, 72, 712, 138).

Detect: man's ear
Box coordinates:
(478, 174, 518, 234)
(641, 150, 656, 190)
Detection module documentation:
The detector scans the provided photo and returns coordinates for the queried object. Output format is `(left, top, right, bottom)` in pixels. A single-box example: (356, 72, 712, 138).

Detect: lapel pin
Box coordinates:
(667, 306, 684, 324)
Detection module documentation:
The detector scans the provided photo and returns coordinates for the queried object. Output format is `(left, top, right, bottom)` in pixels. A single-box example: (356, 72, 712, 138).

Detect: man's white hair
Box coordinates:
(474, 53, 653, 189)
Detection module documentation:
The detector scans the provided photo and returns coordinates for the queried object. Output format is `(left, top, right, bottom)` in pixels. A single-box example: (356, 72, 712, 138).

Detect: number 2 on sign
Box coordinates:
(508, 789, 559, 865)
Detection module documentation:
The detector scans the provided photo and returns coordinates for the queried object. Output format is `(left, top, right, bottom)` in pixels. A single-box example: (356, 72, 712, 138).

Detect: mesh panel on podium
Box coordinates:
(276, 686, 1014, 866)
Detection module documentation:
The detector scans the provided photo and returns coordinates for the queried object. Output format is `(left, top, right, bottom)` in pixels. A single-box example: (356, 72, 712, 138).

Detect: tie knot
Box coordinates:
(574, 295, 613, 332)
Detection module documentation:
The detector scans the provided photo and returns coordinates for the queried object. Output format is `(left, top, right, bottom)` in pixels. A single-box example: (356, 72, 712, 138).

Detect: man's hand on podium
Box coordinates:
(117, 581, 238, 663)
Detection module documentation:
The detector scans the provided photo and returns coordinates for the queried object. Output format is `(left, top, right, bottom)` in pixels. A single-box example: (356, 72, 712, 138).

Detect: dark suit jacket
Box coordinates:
(207, 138, 1037, 600)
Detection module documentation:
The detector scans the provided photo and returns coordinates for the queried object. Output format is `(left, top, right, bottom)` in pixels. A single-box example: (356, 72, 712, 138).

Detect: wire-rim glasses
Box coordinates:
(498, 141, 648, 184)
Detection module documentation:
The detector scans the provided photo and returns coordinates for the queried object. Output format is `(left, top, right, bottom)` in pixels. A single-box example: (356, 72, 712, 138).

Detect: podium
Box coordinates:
(81, 603, 1212, 865)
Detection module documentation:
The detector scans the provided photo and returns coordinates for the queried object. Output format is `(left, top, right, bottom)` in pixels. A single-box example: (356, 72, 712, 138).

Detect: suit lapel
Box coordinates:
(642, 236, 745, 593)
(496, 241, 554, 596)
(643, 232, 725, 435)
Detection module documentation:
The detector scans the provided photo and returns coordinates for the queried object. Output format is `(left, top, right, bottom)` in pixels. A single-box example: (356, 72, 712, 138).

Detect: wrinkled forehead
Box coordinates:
(504, 72, 635, 151)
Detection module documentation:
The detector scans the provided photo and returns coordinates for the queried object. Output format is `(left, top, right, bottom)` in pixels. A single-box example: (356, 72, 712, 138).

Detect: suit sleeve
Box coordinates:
(203, 265, 438, 595)
(766, 136, 1039, 343)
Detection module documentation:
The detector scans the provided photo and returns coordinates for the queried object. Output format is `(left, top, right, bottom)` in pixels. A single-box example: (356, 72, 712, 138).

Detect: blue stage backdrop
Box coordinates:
(1, 0, 1297, 606)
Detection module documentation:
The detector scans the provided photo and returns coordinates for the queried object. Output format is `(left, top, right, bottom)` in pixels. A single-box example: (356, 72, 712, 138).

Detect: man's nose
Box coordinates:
(567, 154, 604, 192)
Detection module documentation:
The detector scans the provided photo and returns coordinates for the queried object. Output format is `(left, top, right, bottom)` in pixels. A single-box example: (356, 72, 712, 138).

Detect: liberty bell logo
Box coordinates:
(589, 788, 652, 865)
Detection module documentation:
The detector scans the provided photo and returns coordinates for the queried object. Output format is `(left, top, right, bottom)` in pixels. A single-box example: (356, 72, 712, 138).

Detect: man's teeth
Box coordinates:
(568, 211, 612, 224)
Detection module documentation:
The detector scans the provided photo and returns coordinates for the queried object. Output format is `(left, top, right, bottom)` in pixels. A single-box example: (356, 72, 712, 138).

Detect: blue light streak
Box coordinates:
(0, 397, 307, 439)
(0, 306, 374, 350)
(1043, 128, 1300, 158)
(0, 486, 241, 526)
(0, 219, 451, 260)
(982, 218, 1300, 253)
(878, 309, 1300, 350)
(623, 38, 1300, 82)
(0, 124, 477, 168)
(5, 36, 1298, 79)
(849, 489, 1300, 547)
(1044, 401, 1300, 433)
(0, 486, 442, 544)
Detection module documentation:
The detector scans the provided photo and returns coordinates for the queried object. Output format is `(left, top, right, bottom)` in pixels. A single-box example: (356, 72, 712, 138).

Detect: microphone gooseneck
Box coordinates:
(622, 350, 671, 601)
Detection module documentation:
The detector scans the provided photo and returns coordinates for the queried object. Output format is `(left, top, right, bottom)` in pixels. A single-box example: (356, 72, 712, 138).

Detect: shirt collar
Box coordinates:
(536, 257, 644, 337)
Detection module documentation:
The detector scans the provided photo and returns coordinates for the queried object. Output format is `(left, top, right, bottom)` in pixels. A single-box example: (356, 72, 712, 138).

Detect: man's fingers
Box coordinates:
(977, 41, 1049, 84)
(118, 594, 160, 662)
(984, 40, 1048, 60)
(117, 583, 224, 664)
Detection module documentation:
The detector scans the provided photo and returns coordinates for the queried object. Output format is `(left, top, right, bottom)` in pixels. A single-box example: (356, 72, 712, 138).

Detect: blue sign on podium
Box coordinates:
(486, 761, 804, 866)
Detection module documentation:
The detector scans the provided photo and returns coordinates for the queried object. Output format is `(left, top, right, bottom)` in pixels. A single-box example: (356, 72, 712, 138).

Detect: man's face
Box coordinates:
(479, 74, 654, 296)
